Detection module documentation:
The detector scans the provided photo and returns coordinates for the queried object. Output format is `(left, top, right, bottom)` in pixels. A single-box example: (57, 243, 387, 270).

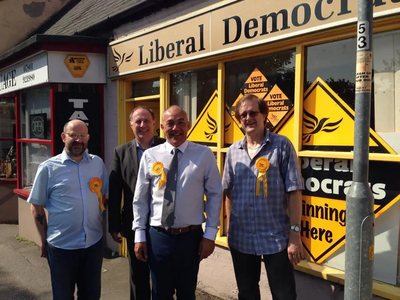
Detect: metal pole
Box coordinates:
(344, 1, 374, 299)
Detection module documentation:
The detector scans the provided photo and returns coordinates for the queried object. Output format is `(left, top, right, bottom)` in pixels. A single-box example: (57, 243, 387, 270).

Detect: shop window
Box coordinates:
(225, 49, 295, 135)
(20, 86, 51, 140)
(0, 98, 16, 178)
(170, 66, 217, 125)
(21, 142, 52, 189)
(131, 79, 160, 98)
(305, 30, 400, 154)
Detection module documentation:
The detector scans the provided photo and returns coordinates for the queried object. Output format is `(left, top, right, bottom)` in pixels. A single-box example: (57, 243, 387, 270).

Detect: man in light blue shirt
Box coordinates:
(133, 105, 222, 300)
(28, 119, 108, 300)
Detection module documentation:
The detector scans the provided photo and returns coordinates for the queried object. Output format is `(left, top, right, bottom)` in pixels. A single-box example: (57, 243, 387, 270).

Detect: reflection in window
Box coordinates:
(20, 86, 51, 140)
(305, 38, 356, 111)
(170, 66, 217, 125)
(131, 79, 160, 98)
(0, 98, 15, 139)
(21, 143, 52, 189)
(0, 141, 16, 178)
(305, 30, 400, 153)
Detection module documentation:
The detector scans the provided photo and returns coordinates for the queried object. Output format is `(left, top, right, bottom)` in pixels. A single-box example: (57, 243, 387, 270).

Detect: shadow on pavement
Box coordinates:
(0, 266, 51, 300)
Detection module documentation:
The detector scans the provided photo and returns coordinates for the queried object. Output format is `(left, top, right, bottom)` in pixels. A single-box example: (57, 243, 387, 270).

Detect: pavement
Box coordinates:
(0, 224, 221, 300)
(0, 224, 388, 300)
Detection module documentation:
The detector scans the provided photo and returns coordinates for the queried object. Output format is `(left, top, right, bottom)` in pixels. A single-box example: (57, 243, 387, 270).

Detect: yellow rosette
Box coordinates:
(151, 162, 166, 189)
(90, 177, 105, 211)
(255, 157, 269, 198)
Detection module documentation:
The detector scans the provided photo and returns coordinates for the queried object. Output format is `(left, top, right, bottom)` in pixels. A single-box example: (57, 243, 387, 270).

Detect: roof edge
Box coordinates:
(0, 34, 110, 65)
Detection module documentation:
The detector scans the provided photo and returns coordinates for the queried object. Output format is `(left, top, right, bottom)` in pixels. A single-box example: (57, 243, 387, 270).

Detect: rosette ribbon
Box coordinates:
(152, 162, 166, 189)
(90, 177, 105, 211)
(255, 157, 269, 198)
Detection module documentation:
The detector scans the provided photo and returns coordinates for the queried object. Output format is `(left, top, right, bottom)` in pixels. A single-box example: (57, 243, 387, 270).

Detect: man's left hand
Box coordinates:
(287, 233, 303, 265)
(199, 238, 215, 261)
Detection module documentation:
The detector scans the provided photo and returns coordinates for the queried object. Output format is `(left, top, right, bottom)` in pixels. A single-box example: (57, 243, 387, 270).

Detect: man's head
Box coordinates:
(234, 94, 268, 136)
(129, 106, 156, 144)
(61, 119, 90, 161)
(161, 105, 190, 147)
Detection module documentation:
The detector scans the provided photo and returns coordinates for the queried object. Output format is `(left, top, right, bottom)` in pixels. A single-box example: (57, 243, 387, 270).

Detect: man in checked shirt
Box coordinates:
(222, 94, 304, 300)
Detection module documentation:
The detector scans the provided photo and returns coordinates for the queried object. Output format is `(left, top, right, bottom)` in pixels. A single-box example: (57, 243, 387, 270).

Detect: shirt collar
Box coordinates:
(136, 138, 155, 149)
(238, 130, 270, 149)
(61, 149, 91, 163)
(165, 140, 188, 154)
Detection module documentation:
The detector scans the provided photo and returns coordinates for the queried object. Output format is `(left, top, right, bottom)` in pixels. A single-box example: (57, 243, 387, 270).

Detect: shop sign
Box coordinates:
(64, 55, 91, 78)
(109, 0, 400, 77)
(53, 92, 102, 157)
(301, 157, 400, 263)
(0, 52, 48, 95)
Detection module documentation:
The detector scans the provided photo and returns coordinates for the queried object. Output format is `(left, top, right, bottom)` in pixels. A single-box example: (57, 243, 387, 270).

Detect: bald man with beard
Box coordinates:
(28, 119, 109, 300)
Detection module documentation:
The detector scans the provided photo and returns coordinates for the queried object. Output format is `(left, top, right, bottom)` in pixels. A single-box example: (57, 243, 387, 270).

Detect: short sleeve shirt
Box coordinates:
(28, 151, 109, 250)
(222, 131, 304, 255)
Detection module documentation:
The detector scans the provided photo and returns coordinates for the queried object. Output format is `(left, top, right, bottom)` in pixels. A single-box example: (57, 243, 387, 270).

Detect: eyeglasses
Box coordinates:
(239, 111, 260, 120)
(64, 132, 90, 140)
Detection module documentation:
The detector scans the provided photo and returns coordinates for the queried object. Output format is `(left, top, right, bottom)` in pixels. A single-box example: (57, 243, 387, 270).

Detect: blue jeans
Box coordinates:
(148, 226, 203, 300)
(47, 237, 103, 300)
(230, 247, 296, 300)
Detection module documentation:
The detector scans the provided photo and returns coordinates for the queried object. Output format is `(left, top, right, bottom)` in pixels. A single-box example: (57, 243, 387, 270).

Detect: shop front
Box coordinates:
(0, 35, 107, 244)
(108, 0, 400, 298)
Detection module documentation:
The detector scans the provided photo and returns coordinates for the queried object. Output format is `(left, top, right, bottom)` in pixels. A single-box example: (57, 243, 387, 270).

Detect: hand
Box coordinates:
(134, 242, 148, 262)
(111, 232, 122, 244)
(199, 238, 215, 261)
(287, 233, 303, 265)
(40, 241, 47, 258)
(103, 196, 108, 207)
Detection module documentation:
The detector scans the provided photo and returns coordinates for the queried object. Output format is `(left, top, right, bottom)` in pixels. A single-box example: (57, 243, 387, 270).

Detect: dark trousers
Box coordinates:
(148, 226, 203, 300)
(125, 229, 151, 300)
(230, 246, 296, 300)
(46, 237, 103, 300)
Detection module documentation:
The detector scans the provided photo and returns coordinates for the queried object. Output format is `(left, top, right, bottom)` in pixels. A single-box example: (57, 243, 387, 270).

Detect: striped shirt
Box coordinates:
(222, 131, 304, 255)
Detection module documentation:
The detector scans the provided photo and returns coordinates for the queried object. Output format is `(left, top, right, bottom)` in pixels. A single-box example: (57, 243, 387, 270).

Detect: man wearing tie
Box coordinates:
(108, 106, 165, 300)
(133, 105, 222, 300)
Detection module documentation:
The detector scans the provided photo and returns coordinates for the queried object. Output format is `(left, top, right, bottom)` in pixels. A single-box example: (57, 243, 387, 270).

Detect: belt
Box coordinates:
(153, 224, 202, 235)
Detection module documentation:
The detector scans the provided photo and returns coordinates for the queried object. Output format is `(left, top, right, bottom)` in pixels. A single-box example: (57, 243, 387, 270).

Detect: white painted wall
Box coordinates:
(104, 77, 119, 253)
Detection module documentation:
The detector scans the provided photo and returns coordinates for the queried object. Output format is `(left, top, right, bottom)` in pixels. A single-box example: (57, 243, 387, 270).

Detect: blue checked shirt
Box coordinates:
(222, 131, 304, 255)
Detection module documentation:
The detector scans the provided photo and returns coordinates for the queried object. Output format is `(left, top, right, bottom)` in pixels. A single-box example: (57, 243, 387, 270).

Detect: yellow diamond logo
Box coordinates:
(64, 55, 90, 78)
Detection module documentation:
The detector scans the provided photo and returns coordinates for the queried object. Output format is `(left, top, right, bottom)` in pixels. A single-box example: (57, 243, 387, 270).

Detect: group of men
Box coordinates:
(28, 94, 304, 300)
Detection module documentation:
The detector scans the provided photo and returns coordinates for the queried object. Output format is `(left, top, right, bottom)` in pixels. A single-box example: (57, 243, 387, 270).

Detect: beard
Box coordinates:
(67, 141, 86, 157)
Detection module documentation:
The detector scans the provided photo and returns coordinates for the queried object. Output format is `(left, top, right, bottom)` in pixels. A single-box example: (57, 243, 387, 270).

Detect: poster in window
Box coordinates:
(29, 113, 46, 139)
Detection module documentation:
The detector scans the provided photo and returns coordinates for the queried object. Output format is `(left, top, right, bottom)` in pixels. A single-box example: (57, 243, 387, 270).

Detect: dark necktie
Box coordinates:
(161, 148, 179, 228)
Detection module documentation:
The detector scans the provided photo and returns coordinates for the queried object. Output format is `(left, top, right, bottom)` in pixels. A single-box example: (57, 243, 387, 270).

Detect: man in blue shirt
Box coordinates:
(133, 105, 222, 300)
(28, 119, 108, 300)
(222, 94, 304, 300)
